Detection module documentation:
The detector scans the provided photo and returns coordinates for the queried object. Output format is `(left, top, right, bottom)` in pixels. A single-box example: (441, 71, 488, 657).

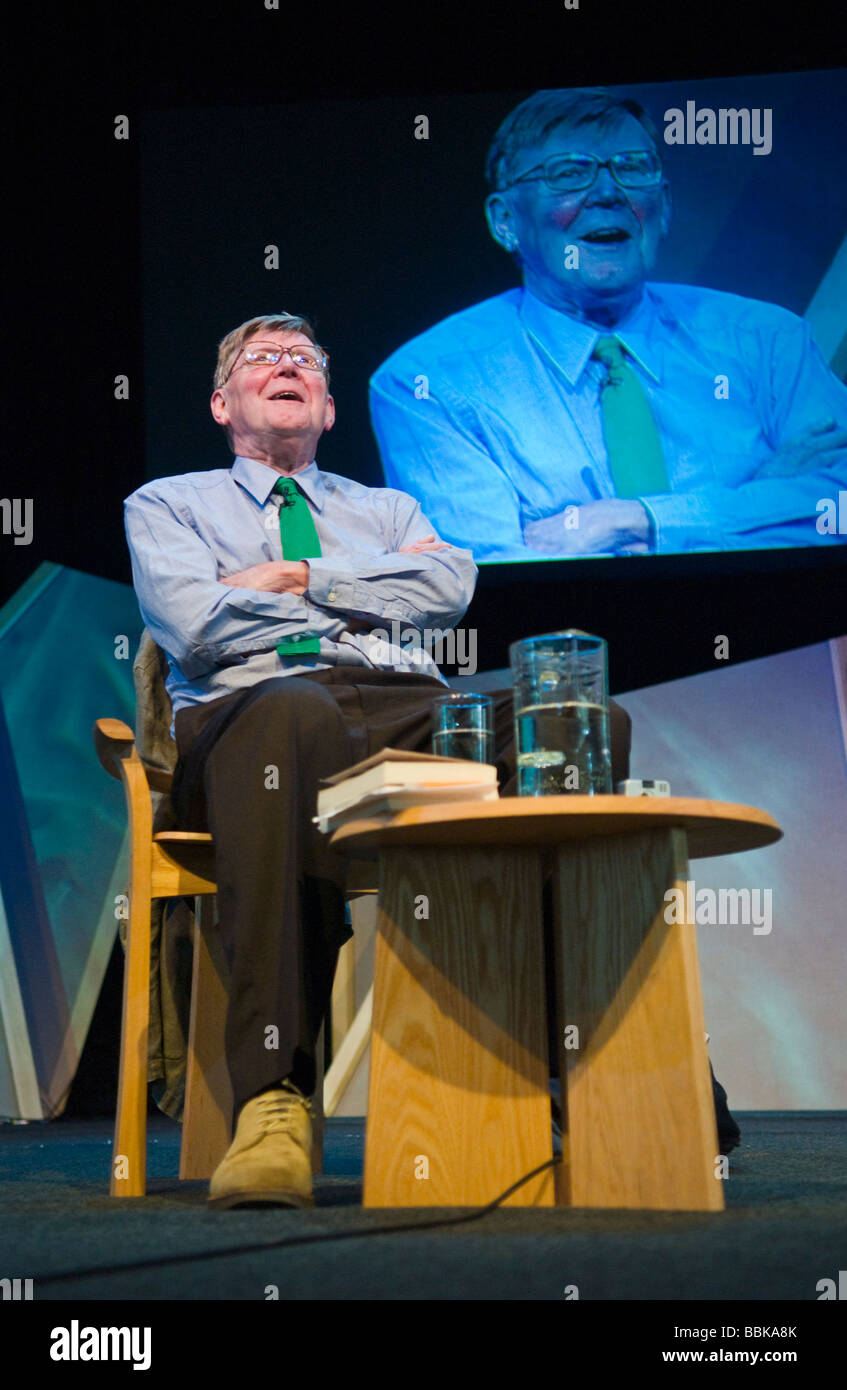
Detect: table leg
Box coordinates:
(363, 844, 554, 1208)
(551, 827, 723, 1211)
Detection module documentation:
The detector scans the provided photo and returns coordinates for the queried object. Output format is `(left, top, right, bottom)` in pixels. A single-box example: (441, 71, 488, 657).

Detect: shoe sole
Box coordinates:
(208, 1189, 315, 1210)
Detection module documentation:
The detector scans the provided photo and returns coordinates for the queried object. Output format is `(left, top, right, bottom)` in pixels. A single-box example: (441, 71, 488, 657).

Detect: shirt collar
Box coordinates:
(232, 456, 325, 511)
(519, 285, 665, 386)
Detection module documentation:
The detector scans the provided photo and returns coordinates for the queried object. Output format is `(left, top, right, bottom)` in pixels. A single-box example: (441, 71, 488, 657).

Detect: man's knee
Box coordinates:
(205, 678, 353, 790)
(229, 676, 343, 736)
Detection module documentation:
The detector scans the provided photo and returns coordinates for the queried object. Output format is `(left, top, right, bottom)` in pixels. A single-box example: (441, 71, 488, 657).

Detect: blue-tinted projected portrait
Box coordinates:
(370, 86, 847, 561)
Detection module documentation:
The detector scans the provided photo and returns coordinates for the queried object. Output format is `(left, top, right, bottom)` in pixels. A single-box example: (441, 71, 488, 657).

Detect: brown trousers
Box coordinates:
(171, 668, 632, 1115)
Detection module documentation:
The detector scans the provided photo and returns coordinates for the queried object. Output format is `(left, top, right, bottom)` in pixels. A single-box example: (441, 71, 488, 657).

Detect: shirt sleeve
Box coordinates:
(306, 491, 478, 630)
(644, 316, 847, 552)
(124, 488, 347, 679)
(369, 368, 534, 562)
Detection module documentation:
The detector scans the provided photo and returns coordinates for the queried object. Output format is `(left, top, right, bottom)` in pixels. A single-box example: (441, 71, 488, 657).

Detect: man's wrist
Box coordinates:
(637, 502, 657, 550)
(624, 501, 653, 549)
(279, 560, 309, 594)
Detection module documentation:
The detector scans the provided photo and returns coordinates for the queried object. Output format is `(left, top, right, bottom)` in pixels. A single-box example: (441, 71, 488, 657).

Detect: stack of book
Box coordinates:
(313, 747, 499, 833)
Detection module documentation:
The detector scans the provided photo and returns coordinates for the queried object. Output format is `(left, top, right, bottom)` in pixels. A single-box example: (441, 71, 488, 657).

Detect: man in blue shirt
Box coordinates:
(369, 88, 847, 561)
(125, 311, 636, 1208)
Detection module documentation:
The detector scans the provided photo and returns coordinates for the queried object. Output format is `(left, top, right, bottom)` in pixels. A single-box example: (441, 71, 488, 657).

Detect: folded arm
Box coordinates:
(372, 314, 847, 558)
(125, 486, 476, 678)
(125, 491, 349, 678)
(643, 322, 847, 552)
(305, 492, 477, 631)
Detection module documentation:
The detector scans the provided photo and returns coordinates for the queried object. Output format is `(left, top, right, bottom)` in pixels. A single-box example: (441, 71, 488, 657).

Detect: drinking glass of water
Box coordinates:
(509, 630, 612, 795)
(431, 693, 495, 763)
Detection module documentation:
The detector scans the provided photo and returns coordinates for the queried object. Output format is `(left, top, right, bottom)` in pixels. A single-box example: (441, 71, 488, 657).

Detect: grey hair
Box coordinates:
(486, 88, 662, 191)
(213, 313, 329, 389)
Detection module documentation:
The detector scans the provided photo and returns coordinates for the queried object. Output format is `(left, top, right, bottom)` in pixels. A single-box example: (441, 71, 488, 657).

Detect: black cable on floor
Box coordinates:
(38, 1156, 562, 1287)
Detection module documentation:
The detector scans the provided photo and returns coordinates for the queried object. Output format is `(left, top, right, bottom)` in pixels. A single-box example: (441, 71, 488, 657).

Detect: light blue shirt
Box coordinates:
(124, 456, 476, 724)
(369, 285, 847, 560)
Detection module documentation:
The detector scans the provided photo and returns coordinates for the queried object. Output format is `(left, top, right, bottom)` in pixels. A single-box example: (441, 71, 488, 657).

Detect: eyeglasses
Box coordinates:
(225, 341, 329, 382)
(498, 150, 663, 193)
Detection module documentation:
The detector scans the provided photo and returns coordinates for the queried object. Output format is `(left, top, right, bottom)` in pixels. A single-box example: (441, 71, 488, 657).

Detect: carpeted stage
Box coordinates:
(1, 1112, 844, 1303)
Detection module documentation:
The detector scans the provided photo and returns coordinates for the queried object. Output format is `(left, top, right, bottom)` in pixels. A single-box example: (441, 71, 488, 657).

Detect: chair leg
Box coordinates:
(180, 895, 233, 1180)
(111, 889, 152, 1197)
(311, 1021, 326, 1176)
(324, 986, 373, 1117)
(331, 937, 356, 1056)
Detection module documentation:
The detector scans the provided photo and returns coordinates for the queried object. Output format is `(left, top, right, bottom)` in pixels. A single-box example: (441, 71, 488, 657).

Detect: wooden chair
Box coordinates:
(94, 715, 373, 1197)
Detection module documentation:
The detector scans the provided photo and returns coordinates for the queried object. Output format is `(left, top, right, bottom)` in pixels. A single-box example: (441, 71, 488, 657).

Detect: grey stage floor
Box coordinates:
(1, 1111, 845, 1306)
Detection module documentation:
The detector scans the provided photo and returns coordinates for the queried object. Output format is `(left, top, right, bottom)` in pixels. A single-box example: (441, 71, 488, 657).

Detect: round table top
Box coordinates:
(329, 795, 783, 861)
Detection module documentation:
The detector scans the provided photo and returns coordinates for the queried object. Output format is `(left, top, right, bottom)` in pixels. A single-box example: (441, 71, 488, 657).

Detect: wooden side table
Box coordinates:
(332, 798, 781, 1211)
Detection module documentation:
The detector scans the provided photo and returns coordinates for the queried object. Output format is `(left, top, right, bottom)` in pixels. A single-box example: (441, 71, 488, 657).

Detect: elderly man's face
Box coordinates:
(486, 114, 671, 324)
(210, 329, 335, 459)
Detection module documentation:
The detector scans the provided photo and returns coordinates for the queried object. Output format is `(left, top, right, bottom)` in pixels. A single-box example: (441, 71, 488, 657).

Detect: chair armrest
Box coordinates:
(94, 718, 174, 792)
(94, 718, 137, 781)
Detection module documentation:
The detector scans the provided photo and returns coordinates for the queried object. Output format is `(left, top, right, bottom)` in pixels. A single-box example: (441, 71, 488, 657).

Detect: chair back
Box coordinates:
(133, 629, 179, 829)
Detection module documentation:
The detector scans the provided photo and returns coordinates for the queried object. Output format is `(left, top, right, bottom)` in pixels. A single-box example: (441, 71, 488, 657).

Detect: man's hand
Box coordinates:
(220, 560, 310, 594)
(399, 534, 450, 554)
(754, 418, 847, 480)
(523, 500, 651, 556)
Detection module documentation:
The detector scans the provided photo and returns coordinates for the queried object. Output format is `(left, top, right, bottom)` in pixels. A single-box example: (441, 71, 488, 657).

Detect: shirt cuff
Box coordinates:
(306, 558, 355, 610)
(641, 494, 725, 554)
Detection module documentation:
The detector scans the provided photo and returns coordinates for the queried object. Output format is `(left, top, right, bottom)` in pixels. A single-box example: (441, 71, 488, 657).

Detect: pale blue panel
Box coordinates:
(620, 640, 847, 1109)
(0, 565, 142, 1108)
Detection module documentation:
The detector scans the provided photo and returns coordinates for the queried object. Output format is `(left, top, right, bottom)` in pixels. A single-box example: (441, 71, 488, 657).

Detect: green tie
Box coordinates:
(593, 336, 669, 497)
(273, 476, 322, 657)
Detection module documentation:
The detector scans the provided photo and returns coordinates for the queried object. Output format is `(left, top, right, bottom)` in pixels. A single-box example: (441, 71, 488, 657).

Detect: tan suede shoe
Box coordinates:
(208, 1080, 314, 1209)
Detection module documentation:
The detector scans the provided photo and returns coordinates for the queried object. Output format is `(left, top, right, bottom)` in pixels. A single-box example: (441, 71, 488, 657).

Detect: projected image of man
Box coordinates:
(369, 89, 847, 560)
